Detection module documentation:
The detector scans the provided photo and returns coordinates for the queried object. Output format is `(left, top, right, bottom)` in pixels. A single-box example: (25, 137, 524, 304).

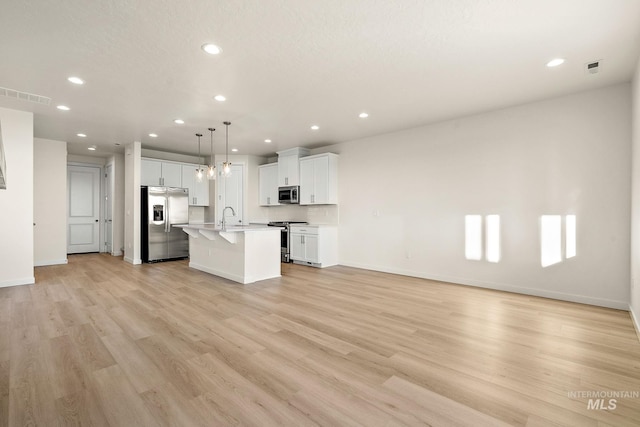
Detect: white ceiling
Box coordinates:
(1, 0, 639, 158)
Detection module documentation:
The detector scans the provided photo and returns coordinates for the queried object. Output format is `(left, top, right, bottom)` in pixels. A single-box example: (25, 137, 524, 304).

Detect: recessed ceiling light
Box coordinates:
(201, 43, 222, 55)
(546, 58, 565, 67)
(88, 145, 96, 151)
(264, 139, 272, 143)
(359, 112, 369, 118)
(149, 133, 158, 138)
(174, 119, 185, 124)
(57, 105, 70, 111)
(310, 125, 319, 130)
(214, 95, 226, 102)
(77, 133, 87, 137)
(67, 76, 84, 85)
(231, 148, 238, 152)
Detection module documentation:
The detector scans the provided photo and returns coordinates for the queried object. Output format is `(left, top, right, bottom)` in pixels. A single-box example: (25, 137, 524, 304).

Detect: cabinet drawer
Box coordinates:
(290, 226, 318, 235)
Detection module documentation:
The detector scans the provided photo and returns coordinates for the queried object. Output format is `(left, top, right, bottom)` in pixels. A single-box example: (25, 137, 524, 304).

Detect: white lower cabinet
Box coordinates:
(290, 225, 338, 268)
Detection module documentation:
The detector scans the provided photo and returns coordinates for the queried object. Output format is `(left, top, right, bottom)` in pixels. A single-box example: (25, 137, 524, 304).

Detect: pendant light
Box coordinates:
(195, 133, 204, 182)
(207, 127, 216, 180)
(222, 121, 232, 176)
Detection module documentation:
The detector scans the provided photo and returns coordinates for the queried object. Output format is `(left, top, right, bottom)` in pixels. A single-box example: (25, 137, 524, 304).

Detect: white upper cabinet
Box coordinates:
(277, 147, 310, 187)
(181, 163, 209, 206)
(141, 158, 182, 187)
(258, 163, 280, 206)
(141, 159, 162, 186)
(299, 153, 338, 205)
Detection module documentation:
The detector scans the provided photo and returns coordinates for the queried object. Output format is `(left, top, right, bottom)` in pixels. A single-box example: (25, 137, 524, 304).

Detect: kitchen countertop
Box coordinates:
(175, 223, 280, 232)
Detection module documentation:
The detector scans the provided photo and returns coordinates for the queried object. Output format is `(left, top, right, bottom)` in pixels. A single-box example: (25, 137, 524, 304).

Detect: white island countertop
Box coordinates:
(174, 223, 281, 284)
(174, 223, 278, 243)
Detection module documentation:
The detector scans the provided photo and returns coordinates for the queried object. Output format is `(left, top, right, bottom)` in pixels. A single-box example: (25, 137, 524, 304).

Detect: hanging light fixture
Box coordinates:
(222, 121, 232, 176)
(195, 133, 204, 182)
(207, 127, 216, 180)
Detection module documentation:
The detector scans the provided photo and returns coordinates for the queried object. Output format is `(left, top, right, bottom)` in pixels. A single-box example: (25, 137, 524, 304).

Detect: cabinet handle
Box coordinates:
(267, 196, 270, 205)
(285, 177, 288, 185)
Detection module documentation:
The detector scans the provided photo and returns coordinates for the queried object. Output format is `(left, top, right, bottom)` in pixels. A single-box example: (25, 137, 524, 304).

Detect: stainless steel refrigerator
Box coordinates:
(141, 186, 189, 262)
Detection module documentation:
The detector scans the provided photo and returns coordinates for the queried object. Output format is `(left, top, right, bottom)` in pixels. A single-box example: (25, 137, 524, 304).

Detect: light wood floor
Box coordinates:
(1, 254, 639, 426)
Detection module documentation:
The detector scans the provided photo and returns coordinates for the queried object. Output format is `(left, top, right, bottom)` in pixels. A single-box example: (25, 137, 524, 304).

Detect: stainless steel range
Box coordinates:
(268, 221, 307, 262)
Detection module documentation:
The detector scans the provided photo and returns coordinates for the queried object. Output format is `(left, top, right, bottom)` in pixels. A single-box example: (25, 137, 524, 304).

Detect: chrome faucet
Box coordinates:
(221, 206, 236, 231)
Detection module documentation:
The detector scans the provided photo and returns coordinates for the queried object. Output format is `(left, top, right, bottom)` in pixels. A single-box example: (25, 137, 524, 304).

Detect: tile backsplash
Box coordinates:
(254, 204, 339, 225)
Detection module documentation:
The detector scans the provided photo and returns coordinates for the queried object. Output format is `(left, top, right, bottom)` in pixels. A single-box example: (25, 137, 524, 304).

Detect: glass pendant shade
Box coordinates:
(195, 133, 204, 182)
(223, 161, 231, 175)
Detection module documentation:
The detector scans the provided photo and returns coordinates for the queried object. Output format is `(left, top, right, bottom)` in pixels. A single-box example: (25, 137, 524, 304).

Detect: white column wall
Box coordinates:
(34, 138, 67, 266)
(0, 107, 34, 287)
(334, 84, 631, 309)
(630, 55, 640, 334)
(124, 141, 141, 264)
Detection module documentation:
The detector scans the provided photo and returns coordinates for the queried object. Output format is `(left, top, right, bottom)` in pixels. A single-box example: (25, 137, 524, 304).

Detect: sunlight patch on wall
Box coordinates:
(565, 215, 576, 259)
(541, 215, 562, 267)
(485, 215, 501, 263)
(466, 214, 500, 263)
(541, 215, 576, 267)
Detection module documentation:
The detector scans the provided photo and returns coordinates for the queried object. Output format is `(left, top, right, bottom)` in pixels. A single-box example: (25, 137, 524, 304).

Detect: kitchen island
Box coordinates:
(175, 223, 281, 284)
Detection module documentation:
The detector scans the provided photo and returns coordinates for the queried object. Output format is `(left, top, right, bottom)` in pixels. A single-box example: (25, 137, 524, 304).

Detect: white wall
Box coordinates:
(630, 56, 640, 333)
(334, 84, 631, 309)
(0, 107, 34, 287)
(124, 142, 141, 264)
(34, 138, 67, 266)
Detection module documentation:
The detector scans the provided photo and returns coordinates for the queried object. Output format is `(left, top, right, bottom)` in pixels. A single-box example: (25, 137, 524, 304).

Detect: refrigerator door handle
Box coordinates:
(165, 197, 170, 233)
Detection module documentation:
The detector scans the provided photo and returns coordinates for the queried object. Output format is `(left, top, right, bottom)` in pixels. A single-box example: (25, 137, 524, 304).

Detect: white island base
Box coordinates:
(176, 224, 281, 284)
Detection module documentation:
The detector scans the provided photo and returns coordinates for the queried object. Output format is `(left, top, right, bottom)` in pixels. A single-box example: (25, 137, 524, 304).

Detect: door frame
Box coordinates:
(104, 163, 113, 254)
(215, 161, 246, 226)
(67, 162, 105, 253)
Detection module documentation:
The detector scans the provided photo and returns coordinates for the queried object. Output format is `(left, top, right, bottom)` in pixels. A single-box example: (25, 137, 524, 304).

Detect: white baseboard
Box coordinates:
(0, 277, 35, 288)
(189, 261, 248, 284)
(124, 256, 142, 265)
(34, 259, 68, 267)
(111, 250, 123, 257)
(339, 261, 629, 310)
(630, 305, 640, 343)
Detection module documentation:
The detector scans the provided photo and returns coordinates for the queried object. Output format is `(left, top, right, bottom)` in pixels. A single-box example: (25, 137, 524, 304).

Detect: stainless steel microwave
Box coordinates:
(278, 186, 299, 204)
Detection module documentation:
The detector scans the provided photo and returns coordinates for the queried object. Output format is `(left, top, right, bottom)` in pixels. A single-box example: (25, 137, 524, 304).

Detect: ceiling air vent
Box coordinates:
(585, 60, 602, 75)
(0, 86, 51, 105)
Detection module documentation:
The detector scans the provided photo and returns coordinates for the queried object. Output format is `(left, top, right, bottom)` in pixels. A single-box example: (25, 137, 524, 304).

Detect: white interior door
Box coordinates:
(68, 165, 101, 253)
(216, 163, 244, 226)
